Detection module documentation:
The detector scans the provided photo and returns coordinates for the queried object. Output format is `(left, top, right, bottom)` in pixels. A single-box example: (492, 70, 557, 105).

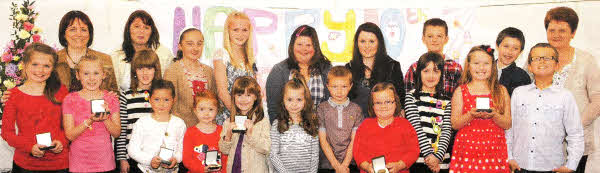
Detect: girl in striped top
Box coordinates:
(115, 50, 162, 173)
(404, 52, 453, 173)
(270, 74, 320, 173)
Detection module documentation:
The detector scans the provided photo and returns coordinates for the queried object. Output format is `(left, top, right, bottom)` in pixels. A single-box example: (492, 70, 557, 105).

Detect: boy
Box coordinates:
(506, 43, 584, 173)
(495, 27, 531, 96)
(317, 66, 364, 173)
(404, 18, 462, 97)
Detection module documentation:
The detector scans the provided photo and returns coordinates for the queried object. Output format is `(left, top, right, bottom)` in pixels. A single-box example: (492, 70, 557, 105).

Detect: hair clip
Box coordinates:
(296, 26, 306, 37)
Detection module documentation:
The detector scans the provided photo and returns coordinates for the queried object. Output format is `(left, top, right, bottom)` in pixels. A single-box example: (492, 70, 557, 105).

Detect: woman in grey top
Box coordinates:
(266, 25, 331, 124)
(270, 75, 319, 173)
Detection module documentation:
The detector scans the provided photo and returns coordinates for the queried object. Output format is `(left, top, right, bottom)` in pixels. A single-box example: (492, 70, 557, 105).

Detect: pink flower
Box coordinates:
(32, 34, 41, 43)
(17, 48, 24, 54)
(27, 5, 34, 10)
(2, 52, 13, 63)
(23, 22, 34, 31)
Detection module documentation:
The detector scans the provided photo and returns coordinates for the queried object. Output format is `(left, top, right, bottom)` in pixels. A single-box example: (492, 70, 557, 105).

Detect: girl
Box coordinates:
(219, 76, 271, 173)
(1, 43, 69, 172)
(115, 49, 162, 173)
(213, 11, 257, 125)
(62, 55, 121, 172)
(128, 79, 186, 172)
(165, 27, 216, 128)
(449, 45, 511, 173)
(270, 75, 319, 173)
(183, 91, 228, 173)
(404, 52, 452, 173)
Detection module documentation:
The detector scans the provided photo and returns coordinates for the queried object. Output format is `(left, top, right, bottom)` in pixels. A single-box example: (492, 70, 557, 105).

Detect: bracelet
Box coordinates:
(83, 119, 93, 130)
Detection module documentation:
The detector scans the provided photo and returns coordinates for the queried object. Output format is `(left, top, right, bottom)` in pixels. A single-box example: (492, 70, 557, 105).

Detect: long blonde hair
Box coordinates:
(459, 45, 505, 114)
(223, 11, 255, 73)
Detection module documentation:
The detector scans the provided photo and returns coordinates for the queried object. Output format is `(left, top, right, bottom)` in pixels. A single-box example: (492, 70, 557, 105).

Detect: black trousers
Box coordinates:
(11, 162, 68, 173)
(318, 164, 360, 173)
(514, 169, 552, 173)
(409, 163, 449, 173)
(574, 155, 587, 173)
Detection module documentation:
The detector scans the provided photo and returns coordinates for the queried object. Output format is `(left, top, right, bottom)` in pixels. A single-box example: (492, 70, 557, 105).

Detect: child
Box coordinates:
(213, 11, 257, 126)
(405, 18, 462, 97)
(506, 43, 584, 173)
(1, 43, 69, 171)
(115, 49, 162, 173)
(317, 66, 363, 173)
(404, 52, 452, 173)
(164, 27, 216, 128)
(495, 27, 531, 96)
(449, 45, 511, 173)
(128, 79, 186, 172)
(183, 90, 228, 173)
(270, 74, 320, 173)
(219, 76, 270, 173)
(62, 55, 121, 172)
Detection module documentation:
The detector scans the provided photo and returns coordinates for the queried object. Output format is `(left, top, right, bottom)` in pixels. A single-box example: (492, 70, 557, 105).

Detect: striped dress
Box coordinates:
(269, 120, 319, 173)
(115, 89, 153, 161)
(404, 90, 453, 172)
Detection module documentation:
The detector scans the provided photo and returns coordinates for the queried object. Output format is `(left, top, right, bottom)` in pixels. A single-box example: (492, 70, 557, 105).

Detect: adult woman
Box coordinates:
(352, 83, 419, 173)
(537, 7, 600, 173)
(346, 22, 405, 118)
(111, 10, 173, 91)
(213, 11, 257, 125)
(164, 28, 216, 128)
(266, 25, 332, 124)
(55, 10, 118, 92)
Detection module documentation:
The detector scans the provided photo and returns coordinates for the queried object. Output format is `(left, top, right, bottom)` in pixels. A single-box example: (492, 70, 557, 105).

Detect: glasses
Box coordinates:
(531, 56, 557, 62)
(374, 100, 395, 106)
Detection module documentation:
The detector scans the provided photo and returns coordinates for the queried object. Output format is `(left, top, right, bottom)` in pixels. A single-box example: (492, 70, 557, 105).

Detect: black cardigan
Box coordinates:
(499, 62, 531, 96)
(346, 56, 405, 118)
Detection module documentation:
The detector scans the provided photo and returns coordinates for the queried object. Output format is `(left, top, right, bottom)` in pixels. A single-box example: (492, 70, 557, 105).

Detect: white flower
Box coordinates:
(15, 13, 28, 21)
(3, 80, 16, 89)
(32, 26, 42, 33)
(18, 29, 31, 39)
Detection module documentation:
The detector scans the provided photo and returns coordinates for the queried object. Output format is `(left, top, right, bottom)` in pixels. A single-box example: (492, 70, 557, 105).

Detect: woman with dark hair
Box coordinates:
(111, 10, 173, 91)
(346, 22, 405, 118)
(266, 25, 332, 124)
(55, 10, 118, 92)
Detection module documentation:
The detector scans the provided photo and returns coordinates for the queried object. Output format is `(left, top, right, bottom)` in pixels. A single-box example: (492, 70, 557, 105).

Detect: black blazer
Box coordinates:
(499, 62, 531, 96)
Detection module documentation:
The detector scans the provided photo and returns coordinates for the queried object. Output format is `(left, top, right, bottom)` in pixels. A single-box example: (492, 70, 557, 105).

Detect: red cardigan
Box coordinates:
(183, 125, 228, 173)
(353, 117, 420, 173)
(1, 86, 69, 170)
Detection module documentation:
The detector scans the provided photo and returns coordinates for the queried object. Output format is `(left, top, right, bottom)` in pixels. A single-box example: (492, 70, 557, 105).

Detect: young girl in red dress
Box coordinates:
(449, 45, 511, 173)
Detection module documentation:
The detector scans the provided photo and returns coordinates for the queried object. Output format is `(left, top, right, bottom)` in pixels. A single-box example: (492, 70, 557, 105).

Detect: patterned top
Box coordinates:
(404, 90, 452, 169)
(316, 98, 364, 169)
(270, 120, 320, 173)
(405, 59, 462, 97)
(180, 61, 210, 96)
(552, 54, 576, 88)
(115, 89, 152, 161)
(507, 84, 584, 171)
(214, 51, 255, 125)
(289, 73, 326, 108)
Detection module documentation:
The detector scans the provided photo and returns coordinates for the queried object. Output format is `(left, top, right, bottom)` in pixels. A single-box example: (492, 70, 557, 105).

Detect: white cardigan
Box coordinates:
(128, 115, 186, 171)
(110, 44, 174, 91)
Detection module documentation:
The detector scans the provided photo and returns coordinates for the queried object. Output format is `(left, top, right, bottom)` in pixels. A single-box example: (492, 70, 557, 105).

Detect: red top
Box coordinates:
(1, 86, 69, 170)
(183, 125, 228, 173)
(353, 117, 420, 173)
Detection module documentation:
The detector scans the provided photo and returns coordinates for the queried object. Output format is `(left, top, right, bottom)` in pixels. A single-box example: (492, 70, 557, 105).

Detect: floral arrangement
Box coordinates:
(1, 0, 41, 115)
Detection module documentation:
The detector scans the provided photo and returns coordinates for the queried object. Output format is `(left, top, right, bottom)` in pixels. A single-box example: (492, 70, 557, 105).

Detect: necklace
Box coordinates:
(153, 114, 172, 136)
(377, 117, 394, 127)
(66, 47, 88, 66)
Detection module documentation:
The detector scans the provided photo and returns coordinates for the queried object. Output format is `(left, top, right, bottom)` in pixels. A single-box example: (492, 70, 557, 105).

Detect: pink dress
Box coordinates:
(449, 85, 509, 173)
(62, 91, 119, 172)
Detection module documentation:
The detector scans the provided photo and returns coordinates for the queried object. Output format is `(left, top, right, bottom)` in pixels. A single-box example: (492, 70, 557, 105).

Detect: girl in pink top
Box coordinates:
(62, 55, 121, 172)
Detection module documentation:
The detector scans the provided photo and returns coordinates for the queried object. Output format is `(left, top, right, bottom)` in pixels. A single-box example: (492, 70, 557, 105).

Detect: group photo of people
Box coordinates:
(0, 1, 599, 173)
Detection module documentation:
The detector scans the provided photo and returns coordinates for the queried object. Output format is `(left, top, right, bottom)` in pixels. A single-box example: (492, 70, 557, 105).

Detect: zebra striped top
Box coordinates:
(269, 120, 319, 173)
(115, 89, 153, 160)
(404, 90, 453, 168)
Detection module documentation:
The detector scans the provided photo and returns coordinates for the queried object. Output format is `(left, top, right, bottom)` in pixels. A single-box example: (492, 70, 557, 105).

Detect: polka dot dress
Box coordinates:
(449, 85, 509, 173)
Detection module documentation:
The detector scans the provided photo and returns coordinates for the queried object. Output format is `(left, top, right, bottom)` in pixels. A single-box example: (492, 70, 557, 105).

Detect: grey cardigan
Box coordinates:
(266, 60, 331, 124)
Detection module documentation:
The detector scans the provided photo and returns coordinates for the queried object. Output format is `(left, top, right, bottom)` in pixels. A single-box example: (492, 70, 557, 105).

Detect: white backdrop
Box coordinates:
(1, 0, 599, 170)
